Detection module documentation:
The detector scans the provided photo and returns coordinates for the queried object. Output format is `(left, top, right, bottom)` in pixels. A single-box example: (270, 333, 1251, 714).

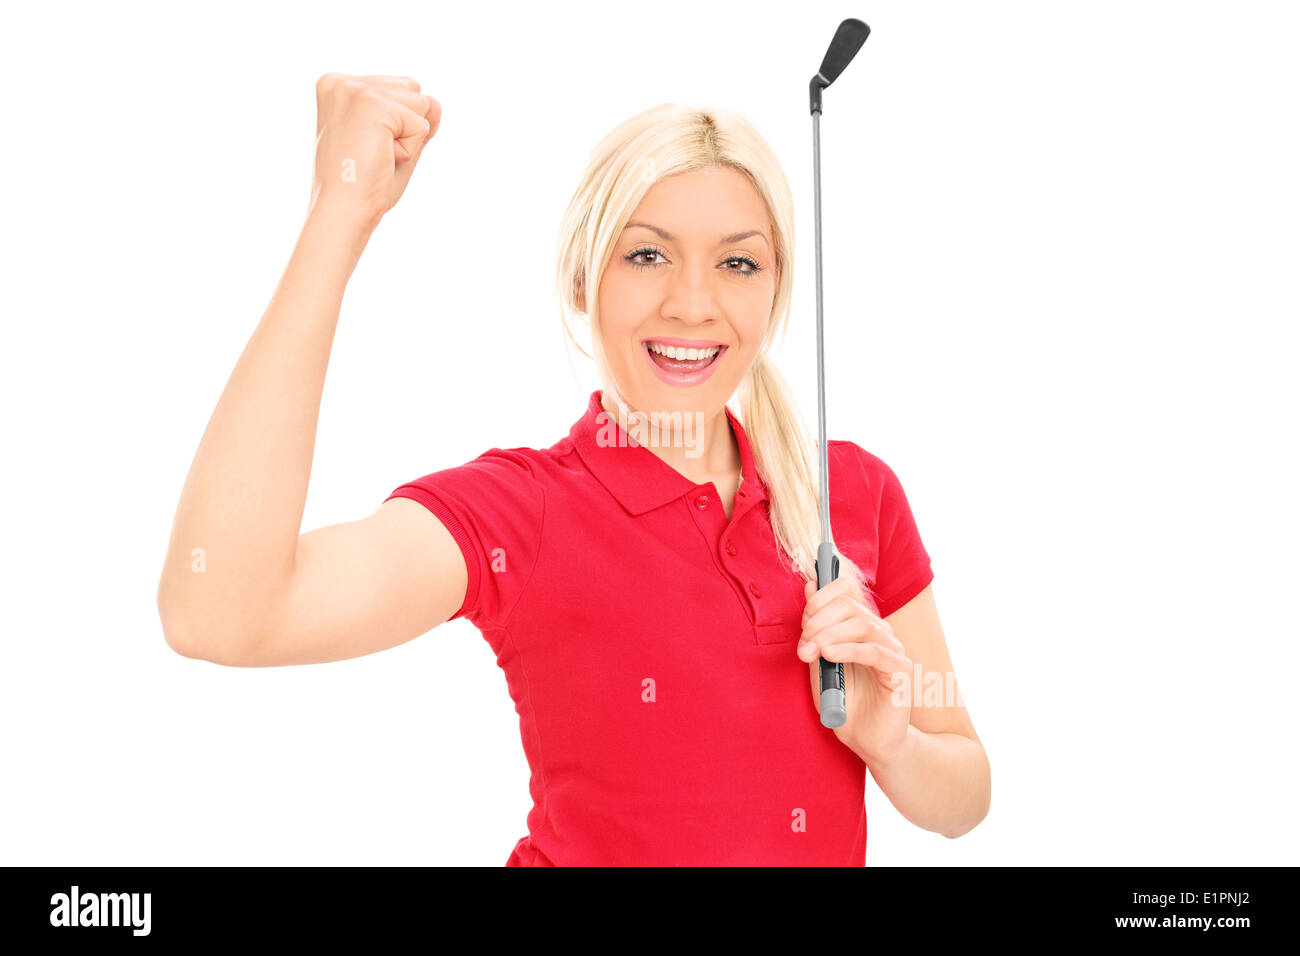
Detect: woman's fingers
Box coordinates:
(803, 600, 899, 649)
(340, 76, 439, 135)
(364, 85, 436, 119)
(800, 585, 901, 656)
(362, 90, 432, 159)
(803, 577, 892, 633)
(802, 574, 853, 619)
(820, 640, 912, 679)
(799, 614, 896, 660)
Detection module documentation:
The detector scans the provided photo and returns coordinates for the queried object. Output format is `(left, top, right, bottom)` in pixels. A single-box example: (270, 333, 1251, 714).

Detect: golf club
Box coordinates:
(810, 17, 870, 729)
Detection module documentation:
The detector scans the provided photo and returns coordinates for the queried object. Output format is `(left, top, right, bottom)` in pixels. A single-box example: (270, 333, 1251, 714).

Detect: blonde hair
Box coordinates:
(554, 102, 868, 597)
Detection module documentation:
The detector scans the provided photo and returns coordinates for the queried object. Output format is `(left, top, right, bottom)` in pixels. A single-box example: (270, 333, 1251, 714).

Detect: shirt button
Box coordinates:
(725, 540, 737, 556)
(748, 582, 762, 598)
(694, 494, 710, 510)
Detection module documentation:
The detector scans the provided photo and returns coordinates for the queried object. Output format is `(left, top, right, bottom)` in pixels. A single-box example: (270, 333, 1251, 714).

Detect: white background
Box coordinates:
(1, 0, 1296, 866)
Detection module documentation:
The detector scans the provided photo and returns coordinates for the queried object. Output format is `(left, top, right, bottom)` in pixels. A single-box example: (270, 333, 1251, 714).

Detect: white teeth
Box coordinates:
(647, 342, 721, 361)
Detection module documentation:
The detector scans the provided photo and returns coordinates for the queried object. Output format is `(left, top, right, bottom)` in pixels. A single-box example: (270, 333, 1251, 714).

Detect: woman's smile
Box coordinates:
(641, 336, 729, 387)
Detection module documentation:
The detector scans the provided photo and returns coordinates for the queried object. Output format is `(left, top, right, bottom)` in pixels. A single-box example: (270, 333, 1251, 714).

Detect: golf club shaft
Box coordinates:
(812, 107, 847, 729)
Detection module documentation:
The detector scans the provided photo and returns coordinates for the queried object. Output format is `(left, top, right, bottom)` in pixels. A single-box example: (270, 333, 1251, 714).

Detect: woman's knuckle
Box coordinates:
(341, 78, 369, 98)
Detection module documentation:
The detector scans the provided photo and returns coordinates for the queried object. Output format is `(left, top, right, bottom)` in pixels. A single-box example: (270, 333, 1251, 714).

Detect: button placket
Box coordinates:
(699, 481, 781, 640)
(722, 504, 805, 646)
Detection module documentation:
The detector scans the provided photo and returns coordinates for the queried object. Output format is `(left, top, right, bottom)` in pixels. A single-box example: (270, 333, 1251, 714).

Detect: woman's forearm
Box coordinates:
(157, 199, 375, 655)
(862, 724, 991, 839)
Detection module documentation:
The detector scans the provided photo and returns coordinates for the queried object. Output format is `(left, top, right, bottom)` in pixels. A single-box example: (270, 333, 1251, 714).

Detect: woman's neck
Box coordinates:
(600, 391, 741, 490)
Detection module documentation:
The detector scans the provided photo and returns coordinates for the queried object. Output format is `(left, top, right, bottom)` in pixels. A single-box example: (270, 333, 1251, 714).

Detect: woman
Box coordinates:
(157, 73, 990, 865)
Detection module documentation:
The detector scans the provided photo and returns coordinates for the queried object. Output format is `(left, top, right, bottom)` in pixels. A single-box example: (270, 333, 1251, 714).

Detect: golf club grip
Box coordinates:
(816, 543, 847, 728)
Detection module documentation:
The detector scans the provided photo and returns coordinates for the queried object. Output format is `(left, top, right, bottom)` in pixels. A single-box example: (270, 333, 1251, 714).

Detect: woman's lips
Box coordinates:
(641, 341, 727, 387)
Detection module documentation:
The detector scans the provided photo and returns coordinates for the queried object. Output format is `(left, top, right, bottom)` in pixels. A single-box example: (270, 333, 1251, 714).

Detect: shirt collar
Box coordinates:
(569, 389, 769, 516)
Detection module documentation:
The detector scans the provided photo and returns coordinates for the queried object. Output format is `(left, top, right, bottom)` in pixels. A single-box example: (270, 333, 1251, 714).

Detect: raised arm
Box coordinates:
(157, 74, 462, 667)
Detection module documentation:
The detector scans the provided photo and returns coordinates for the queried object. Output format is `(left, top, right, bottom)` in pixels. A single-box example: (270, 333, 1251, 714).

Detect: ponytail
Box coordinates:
(740, 352, 869, 598)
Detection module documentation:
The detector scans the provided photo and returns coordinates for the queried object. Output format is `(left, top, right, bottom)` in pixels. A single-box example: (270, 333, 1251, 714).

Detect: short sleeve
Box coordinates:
(386, 447, 546, 628)
(850, 445, 934, 617)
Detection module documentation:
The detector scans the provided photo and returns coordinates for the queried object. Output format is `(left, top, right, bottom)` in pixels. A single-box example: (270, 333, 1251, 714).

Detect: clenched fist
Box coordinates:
(310, 73, 442, 230)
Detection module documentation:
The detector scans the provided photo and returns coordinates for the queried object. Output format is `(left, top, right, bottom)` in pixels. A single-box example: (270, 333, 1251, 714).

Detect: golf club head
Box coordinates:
(810, 18, 871, 113)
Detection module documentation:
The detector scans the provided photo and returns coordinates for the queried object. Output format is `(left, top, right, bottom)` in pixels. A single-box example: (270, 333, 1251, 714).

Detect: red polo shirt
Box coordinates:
(387, 389, 933, 865)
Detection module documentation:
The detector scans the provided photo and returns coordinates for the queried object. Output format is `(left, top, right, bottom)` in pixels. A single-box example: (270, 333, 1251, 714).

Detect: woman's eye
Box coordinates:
(626, 247, 666, 268)
(723, 255, 761, 274)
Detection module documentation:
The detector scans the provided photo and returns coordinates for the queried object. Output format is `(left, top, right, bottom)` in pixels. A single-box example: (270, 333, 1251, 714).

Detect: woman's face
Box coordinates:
(593, 164, 777, 422)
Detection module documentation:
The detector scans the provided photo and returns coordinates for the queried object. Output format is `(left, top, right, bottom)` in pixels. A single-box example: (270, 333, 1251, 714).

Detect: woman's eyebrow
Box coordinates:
(623, 221, 769, 246)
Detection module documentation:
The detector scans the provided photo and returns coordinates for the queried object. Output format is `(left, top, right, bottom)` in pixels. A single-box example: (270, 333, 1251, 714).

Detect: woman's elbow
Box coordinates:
(942, 748, 991, 839)
(941, 806, 989, 840)
(157, 578, 257, 665)
(158, 574, 201, 658)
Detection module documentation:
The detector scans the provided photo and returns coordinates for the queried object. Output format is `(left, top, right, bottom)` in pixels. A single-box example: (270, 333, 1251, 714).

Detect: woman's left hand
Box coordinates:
(799, 576, 914, 766)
